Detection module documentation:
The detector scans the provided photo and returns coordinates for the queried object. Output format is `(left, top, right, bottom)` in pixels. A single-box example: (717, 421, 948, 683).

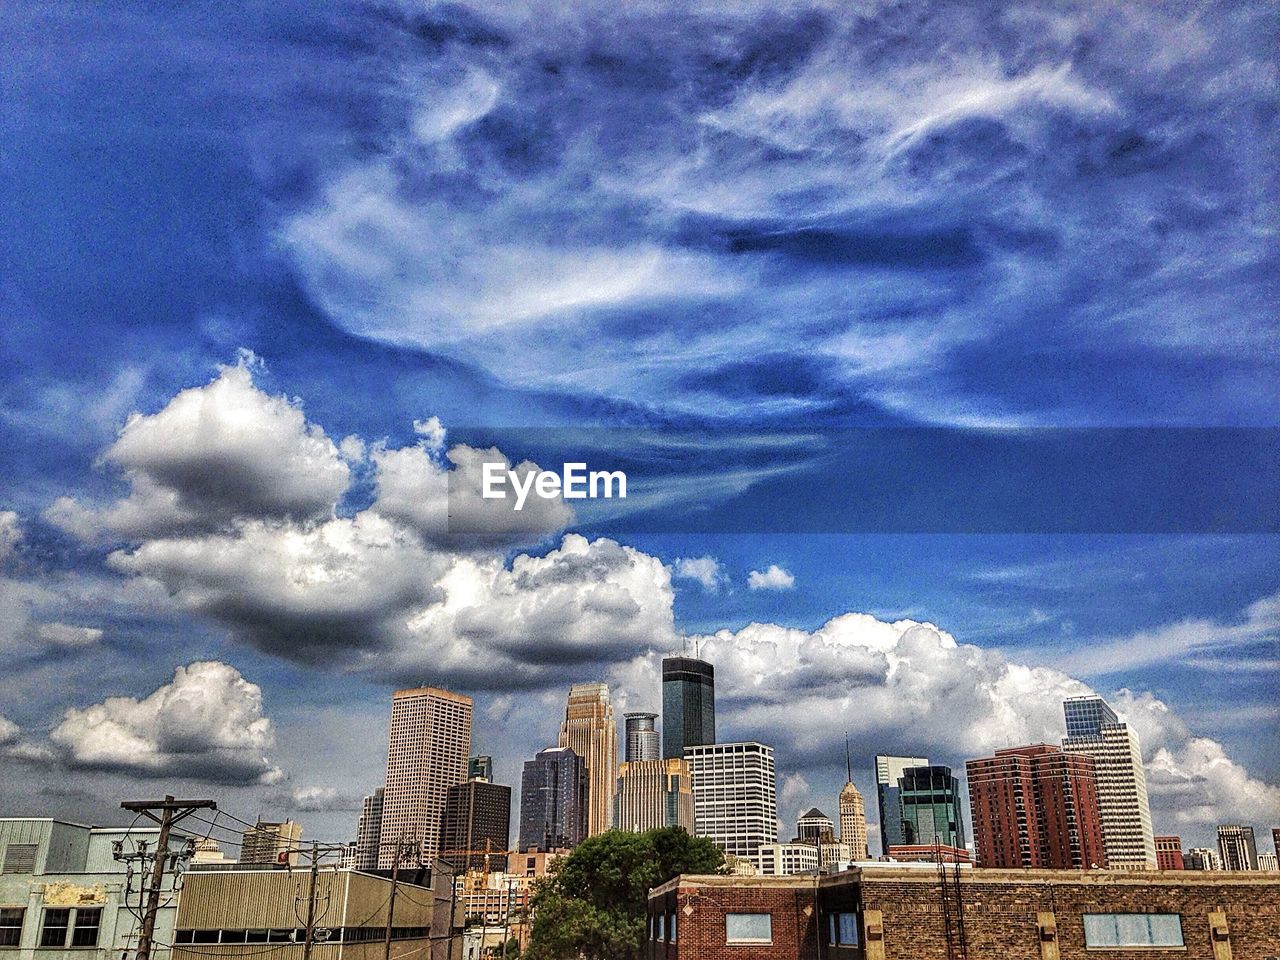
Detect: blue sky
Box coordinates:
(0, 1, 1276, 850)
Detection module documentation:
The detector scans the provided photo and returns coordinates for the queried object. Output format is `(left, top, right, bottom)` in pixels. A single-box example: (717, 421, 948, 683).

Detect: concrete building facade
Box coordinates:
(353, 788, 383, 871)
(439, 780, 511, 873)
(685, 742, 777, 871)
(1061, 696, 1156, 868)
(237, 821, 302, 867)
(1217, 824, 1258, 871)
(378, 686, 473, 868)
(838, 781, 869, 861)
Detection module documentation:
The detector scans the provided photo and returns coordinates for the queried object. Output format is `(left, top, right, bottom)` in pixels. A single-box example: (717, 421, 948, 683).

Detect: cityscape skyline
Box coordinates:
(1, 0, 1277, 868)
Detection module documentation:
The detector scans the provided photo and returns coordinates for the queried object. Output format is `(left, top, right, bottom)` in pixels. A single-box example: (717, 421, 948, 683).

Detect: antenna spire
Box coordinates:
(845, 731, 852, 784)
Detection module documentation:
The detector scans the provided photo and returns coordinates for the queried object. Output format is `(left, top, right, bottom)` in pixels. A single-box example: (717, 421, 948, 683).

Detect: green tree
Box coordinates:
(524, 827, 723, 960)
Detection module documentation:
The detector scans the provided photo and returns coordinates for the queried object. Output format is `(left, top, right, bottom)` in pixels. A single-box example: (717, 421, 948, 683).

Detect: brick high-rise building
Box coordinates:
(440, 779, 511, 872)
(354, 787, 383, 870)
(378, 685, 473, 868)
(614, 758, 694, 833)
(1062, 695, 1157, 868)
(1155, 835, 1185, 870)
(966, 744, 1106, 870)
(237, 821, 302, 866)
(662, 656, 714, 760)
(1217, 824, 1258, 871)
(558, 683, 618, 837)
(519, 746, 588, 852)
(686, 742, 777, 870)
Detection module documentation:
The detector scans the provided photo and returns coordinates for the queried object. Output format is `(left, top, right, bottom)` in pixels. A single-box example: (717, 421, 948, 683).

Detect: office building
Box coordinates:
(1061, 695, 1157, 868)
(874, 754, 928, 854)
(378, 686, 473, 868)
(440, 779, 511, 872)
(0, 819, 181, 959)
(897, 765, 967, 850)
(796, 809, 835, 844)
(1273, 826, 1280, 861)
(756, 842, 820, 876)
(886, 843, 971, 864)
(1155, 835, 1185, 871)
(558, 682, 618, 837)
(685, 742, 777, 870)
(1259, 852, 1279, 872)
(662, 656, 715, 760)
(237, 820, 302, 867)
(624, 712, 660, 762)
(174, 865, 453, 960)
(519, 746, 588, 852)
(468, 756, 494, 781)
(646, 867, 1280, 959)
(1186, 847, 1222, 871)
(1217, 824, 1258, 871)
(614, 758, 695, 833)
(354, 788, 384, 870)
(838, 740, 869, 860)
(966, 744, 1105, 870)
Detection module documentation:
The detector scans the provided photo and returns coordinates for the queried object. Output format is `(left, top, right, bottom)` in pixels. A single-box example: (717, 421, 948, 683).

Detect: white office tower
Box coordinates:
(686, 742, 777, 871)
(1061, 696, 1157, 868)
(756, 842, 820, 876)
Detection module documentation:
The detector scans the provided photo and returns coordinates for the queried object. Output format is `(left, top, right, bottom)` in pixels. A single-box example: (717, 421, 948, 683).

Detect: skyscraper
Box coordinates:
(1273, 827, 1280, 861)
(1186, 847, 1222, 870)
(1217, 824, 1258, 871)
(966, 744, 1105, 869)
(1155, 836, 1185, 870)
(796, 809, 835, 844)
(874, 754, 928, 855)
(238, 821, 302, 866)
(354, 788, 384, 870)
(558, 682, 618, 837)
(686, 742, 777, 870)
(519, 746, 588, 852)
(440, 779, 511, 872)
(378, 685, 473, 867)
(624, 712, 660, 762)
(614, 758, 694, 833)
(839, 736, 869, 860)
(469, 756, 494, 781)
(662, 656, 715, 760)
(1061, 695, 1157, 868)
(898, 765, 967, 850)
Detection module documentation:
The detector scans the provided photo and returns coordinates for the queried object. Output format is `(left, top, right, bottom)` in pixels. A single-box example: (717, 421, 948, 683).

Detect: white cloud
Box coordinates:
(0, 511, 20, 562)
(34, 623, 103, 648)
(270, 785, 359, 813)
(48, 661, 283, 785)
(0, 715, 18, 745)
(46, 355, 349, 541)
(747, 564, 795, 591)
(672, 555, 725, 591)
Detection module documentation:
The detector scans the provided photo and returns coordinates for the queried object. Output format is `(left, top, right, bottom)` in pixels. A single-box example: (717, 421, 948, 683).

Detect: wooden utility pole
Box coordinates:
(301, 842, 320, 960)
(119, 796, 216, 960)
(383, 837, 405, 960)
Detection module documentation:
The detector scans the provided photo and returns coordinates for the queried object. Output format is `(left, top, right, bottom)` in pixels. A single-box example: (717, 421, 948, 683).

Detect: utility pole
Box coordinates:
(301, 842, 320, 960)
(119, 796, 216, 960)
(383, 836, 405, 960)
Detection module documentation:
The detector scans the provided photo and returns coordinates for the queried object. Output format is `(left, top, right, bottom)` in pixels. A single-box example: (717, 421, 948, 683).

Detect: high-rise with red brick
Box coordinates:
(1155, 835, 1185, 870)
(966, 743, 1106, 870)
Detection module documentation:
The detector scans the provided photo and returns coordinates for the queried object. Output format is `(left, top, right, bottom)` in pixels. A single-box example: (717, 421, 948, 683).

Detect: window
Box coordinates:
(668, 912, 676, 943)
(2, 846, 37, 875)
(1083, 914, 1184, 948)
(70, 908, 101, 947)
(39, 909, 70, 947)
(656, 913, 665, 941)
(726, 913, 772, 944)
(0, 908, 24, 947)
(828, 912, 860, 946)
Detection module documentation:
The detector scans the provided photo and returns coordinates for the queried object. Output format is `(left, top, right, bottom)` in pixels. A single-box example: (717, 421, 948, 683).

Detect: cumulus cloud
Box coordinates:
(0, 715, 19, 745)
(48, 661, 283, 785)
(672, 556, 726, 591)
(269, 786, 360, 813)
(747, 564, 795, 590)
(606, 612, 1279, 838)
(46, 355, 350, 540)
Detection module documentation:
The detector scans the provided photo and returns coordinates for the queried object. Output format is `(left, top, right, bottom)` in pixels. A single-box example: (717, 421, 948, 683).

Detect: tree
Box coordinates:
(524, 827, 723, 960)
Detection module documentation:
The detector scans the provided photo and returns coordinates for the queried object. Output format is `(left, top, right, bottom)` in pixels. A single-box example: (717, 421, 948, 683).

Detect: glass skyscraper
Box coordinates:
(1064, 695, 1120, 738)
(897, 765, 967, 849)
(662, 656, 715, 760)
(874, 754, 928, 854)
(518, 746, 588, 852)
